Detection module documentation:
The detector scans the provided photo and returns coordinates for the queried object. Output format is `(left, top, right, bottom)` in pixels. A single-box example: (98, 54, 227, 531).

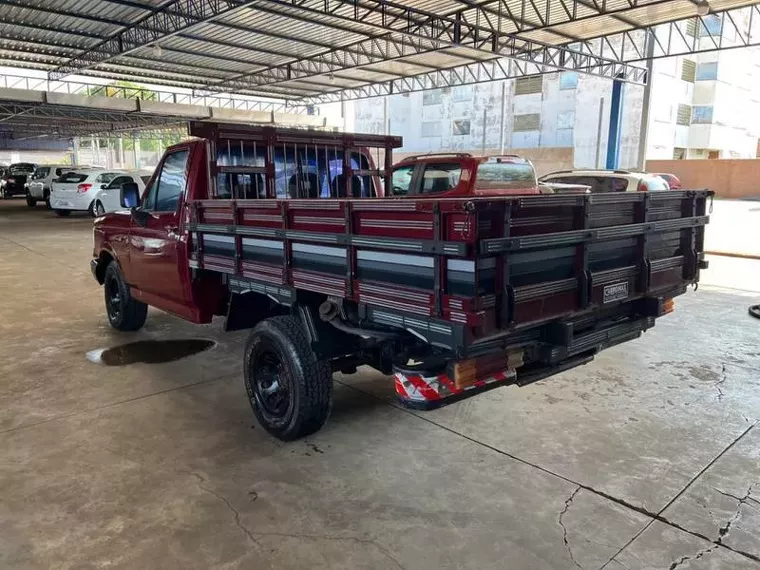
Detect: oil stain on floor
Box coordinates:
(86, 339, 216, 366)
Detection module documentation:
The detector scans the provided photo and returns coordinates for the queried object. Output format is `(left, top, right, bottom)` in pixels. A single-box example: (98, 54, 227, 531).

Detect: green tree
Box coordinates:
(86, 80, 157, 101)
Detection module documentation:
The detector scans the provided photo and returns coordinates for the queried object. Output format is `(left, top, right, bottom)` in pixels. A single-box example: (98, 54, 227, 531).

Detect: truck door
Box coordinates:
(128, 146, 194, 318)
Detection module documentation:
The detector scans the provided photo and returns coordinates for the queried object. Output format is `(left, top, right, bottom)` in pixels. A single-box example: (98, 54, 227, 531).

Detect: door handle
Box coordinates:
(166, 225, 180, 239)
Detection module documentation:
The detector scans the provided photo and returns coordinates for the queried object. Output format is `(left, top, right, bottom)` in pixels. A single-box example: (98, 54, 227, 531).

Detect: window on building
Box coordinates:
(655, 103, 673, 122)
(685, 18, 697, 37)
(451, 85, 473, 102)
(514, 76, 543, 95)
(681, 59, 696, 82)
(699, 14, 722, 37)
(559, 72, 579, 90)
(513, 113, 541, 132)
(673, 147, 686, 159)
(421, 121, 442, 137)
(676, 104, 692, 125)
(557, 110, 574, 129)
(452, 119, 471, 136)
(692, 105, 714, 124)
(696, 62, 718, 80)
(422, 90, 442, 105)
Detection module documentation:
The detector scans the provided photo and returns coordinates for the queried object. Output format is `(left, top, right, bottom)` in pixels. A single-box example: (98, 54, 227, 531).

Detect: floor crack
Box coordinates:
(558, 486, 583, 569)
(191, 472, 262, 550)
(713, 363, 727, 402)
(252, 531, 406, 570)
(668, 544, 719, 570)
(717, 483, 757, 545)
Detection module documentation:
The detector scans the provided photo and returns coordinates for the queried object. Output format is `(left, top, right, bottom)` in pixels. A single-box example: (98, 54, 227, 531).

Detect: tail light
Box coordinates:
(662, 298, 675, 315)
(77, 183, 92, 193)
(452, 349, 524, 389)
(637, 180, 648, 192)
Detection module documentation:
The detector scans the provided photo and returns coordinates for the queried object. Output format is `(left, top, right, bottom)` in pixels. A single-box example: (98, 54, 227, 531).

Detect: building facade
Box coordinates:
(345, 18, 760, 172)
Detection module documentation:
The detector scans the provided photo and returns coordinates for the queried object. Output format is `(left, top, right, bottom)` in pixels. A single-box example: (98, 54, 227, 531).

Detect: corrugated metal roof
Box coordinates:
(0, 0, 756, 106)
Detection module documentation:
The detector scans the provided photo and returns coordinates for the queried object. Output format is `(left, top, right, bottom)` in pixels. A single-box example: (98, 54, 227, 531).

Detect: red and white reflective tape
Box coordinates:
(394, 368, 515, 403)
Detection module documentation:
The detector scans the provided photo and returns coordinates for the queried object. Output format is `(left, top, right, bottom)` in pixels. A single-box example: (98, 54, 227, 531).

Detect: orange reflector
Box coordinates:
(662, 298, 675, 315)
(452, 348, 524, 389)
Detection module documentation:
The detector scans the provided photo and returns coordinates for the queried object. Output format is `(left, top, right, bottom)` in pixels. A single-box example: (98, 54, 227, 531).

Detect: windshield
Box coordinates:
(33, 167, 50, 179)
(9, 163, 35, 175)
(58, 172, 89, 184)
(545, 175, 629, 193)
(476, 162, 536, 188)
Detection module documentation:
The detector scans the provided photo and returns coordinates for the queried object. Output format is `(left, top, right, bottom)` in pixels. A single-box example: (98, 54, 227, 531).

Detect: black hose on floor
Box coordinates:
(750, 305, 760, 320)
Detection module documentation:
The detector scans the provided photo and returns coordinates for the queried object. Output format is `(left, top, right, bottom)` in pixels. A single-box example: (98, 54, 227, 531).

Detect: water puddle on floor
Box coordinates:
(86, 339, 216, 366)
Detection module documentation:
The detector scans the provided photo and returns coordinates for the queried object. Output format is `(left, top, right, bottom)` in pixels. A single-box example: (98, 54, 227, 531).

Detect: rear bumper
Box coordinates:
(50, 193, 92, 211)
(3, 183, 26, 196)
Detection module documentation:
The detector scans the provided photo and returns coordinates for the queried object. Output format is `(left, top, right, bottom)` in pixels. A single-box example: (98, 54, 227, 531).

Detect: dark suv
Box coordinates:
(2, 163, 36, 198)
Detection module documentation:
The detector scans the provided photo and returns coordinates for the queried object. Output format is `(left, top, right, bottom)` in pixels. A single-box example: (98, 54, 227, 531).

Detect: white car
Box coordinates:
(91, 172, 147, 215)
(27, 165, 77, 208)
(539, 169, 670, 193)
(50, 170, 125, 217)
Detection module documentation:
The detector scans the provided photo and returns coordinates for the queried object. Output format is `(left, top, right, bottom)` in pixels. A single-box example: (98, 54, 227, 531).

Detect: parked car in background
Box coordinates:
(49, 169, 123, 217)
(2, 163, 36, 199)
(389, 153, 549, 197)
(653, 173, 681, 189)
(27, 165, 77, 208)
(92, 172, 146, 215)
(539, 169, 670, 193)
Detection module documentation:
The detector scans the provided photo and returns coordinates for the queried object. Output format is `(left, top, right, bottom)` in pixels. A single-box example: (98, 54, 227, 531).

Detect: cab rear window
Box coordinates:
(475, 162, 536, 188)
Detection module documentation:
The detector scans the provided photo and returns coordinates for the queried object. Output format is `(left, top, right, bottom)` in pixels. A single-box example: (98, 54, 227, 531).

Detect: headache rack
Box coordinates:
(188, 121, 402, 200)
(187, 189, 713, 358)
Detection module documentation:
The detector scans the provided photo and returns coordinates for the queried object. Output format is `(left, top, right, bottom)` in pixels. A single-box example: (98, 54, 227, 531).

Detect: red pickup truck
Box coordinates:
(91, 121, 711, 440)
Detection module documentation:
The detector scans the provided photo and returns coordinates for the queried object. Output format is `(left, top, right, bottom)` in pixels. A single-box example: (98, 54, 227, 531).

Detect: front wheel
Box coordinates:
(244, 316, 332, 440)
(103, 260, 147, 331)
(54, 209, 70, 217)
(26, 194, 37, 207)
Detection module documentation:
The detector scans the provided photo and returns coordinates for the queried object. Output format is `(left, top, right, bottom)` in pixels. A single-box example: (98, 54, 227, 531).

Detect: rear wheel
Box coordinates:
(95, 201, 106, 216)
(88, 201, 97, 217)
(103, 260, 147, 331)
(54, 209, 70, 217)
(244, 315, 332, 440)
(26, 194, 37, 207)
(44, 190, 50, 209)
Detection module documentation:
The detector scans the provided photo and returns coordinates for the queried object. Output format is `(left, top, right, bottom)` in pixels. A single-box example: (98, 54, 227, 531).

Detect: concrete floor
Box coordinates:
(704, 199, 760, 258)
(1, 198, 759, 570)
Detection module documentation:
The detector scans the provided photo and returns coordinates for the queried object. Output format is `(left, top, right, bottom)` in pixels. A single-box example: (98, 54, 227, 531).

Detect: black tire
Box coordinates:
(103, 260, 147, 331)
(26, 194, 37, 207)
(54, 209, 70, 217)
(88, 201, 97, 218)
(244, 315, 332, 440)
(44, 190, 50, 209)
(95, 201, 106, 216)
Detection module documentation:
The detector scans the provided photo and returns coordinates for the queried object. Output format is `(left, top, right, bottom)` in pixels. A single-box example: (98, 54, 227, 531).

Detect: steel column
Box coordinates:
(605, 76, 624, 170)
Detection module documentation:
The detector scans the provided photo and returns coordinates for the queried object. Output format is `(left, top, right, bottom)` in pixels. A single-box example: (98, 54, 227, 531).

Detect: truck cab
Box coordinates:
(388, 153, 544, 198)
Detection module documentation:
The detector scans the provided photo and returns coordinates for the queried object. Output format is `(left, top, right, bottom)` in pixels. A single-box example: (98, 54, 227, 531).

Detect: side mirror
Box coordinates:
(120, 182, 140, 208)
(101, 183, 109, 190)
